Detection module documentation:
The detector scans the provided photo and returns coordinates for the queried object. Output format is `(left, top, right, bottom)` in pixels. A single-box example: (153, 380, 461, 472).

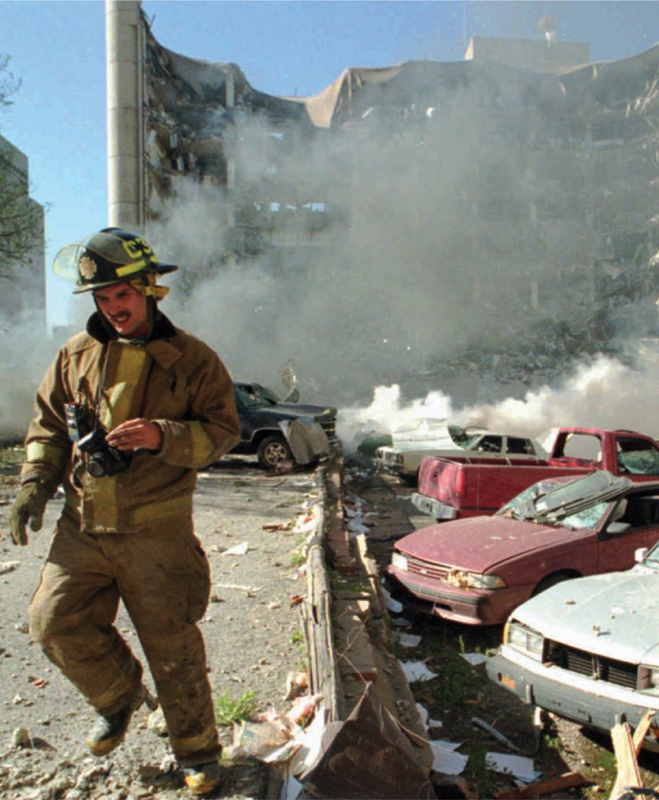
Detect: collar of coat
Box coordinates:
(86, 310, 183, 371)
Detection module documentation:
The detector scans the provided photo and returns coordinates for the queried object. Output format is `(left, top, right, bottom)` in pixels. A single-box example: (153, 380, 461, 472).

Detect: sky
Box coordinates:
(1, 0, 659, 328)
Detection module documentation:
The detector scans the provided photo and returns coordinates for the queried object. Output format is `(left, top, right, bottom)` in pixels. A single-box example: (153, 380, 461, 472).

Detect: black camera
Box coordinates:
(78, 429, 131, 478)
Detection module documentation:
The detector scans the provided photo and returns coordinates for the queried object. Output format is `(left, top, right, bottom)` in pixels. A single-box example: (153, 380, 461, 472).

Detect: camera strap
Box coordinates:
(91, 345, 110, 432)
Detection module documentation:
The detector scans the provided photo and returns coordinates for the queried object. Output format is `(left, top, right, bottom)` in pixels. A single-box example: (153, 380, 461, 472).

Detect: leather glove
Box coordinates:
(9, 482, 51, 546)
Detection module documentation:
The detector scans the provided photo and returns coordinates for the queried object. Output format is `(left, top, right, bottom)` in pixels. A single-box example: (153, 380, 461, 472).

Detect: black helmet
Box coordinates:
(52, 228, 178, 294)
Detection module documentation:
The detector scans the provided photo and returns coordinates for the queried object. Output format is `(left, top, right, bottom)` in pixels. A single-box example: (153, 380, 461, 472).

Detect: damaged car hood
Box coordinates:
(395, 515, 581, 574)
(513, 568, 659, 664)
(262, 403, 336, 420)
(388, 418, 464, 452)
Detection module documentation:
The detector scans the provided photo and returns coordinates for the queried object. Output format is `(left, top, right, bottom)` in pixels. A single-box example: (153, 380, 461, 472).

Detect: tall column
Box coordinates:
(106, 0, 143, 230)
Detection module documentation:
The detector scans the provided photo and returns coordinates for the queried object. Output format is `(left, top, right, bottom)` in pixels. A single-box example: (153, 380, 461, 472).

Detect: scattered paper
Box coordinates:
(293, 514, 317, 534)
(416, 703, 443, 730)
(398, 633, 422, 648)
(0, 561, 20, 575)
(348, 519, 370, 536)
(380, 585, 403, 613)
(486, 752, 541, 783)
(461, 652, 488, 666)
(288, 707, 326, 776)
(222, 542, 249, 556)
(432, 739, 460, 750)
(400, 661, 436, 682)
(430, 741, 468, 775)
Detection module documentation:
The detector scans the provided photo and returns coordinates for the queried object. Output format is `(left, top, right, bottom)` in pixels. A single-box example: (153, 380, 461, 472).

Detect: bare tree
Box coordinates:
(0, 55, 44, 276)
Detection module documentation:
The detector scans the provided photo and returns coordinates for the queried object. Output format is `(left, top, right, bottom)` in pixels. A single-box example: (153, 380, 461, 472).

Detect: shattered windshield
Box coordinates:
(499, 479, 563, 520)
(235, 384, 280, 409)
(498, 471, 624, 525)
(559, 502, 610, 530)
(642, 542, 659, 568)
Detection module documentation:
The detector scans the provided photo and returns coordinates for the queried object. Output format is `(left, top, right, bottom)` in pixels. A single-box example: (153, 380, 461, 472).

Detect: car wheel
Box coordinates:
(257, 434, 293, 469)
(532, 571, 576, 597)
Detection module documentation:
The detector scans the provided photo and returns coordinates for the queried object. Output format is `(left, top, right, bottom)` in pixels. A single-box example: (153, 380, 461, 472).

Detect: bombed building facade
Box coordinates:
(106, 2, 659, 399)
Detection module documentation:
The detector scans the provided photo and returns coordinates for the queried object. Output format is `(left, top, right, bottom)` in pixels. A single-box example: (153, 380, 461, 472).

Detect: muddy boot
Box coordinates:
(183, 761, 221, 796)
(87, 684, 151, 757)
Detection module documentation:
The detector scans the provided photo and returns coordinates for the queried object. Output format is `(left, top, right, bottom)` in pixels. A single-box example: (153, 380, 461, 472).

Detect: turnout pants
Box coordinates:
(29, 507, 220, 766)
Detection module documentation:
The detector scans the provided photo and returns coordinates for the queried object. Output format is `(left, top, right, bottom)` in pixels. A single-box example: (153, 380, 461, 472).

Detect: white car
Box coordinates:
(487, 540, 659, 752)
(375, 419, 547, 485)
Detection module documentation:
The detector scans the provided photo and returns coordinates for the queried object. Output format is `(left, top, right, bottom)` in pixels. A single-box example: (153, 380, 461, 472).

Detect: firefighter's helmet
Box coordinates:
(53, 228, 178, 294)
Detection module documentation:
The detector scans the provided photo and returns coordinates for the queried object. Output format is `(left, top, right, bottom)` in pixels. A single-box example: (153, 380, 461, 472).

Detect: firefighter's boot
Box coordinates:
(183, 761, 222, 796)
(87, 684, 150, 757)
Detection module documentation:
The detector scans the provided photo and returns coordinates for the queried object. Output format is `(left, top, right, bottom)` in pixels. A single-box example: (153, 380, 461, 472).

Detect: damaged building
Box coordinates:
(107, 1, 659, 387)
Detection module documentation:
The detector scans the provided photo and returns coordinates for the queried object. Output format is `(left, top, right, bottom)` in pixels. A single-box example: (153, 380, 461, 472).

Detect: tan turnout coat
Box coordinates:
(22, 312, 240, 531)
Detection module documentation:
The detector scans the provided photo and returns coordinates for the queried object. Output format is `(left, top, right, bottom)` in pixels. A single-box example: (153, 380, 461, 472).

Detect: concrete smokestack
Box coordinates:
(106, 0, 143, 229)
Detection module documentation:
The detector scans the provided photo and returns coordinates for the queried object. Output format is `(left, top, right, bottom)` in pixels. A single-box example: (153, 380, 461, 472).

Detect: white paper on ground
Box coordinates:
(398, 633, 422, 648)
(400, 661, 436, 682)
(460, 652, 488, 666)
(430, 741, 468, 775)
(485, 752, 542, 783)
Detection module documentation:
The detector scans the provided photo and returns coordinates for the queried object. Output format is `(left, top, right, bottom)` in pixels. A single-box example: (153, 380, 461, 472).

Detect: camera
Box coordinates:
(77, 429, 131, 478)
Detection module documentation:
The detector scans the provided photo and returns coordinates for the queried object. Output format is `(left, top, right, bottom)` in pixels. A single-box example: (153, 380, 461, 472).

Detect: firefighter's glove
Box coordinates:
(9, 482, 51, 546)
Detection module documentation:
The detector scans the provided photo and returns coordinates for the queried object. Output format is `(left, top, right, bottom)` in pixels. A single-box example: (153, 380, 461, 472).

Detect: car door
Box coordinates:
(596, 493, 659, 573)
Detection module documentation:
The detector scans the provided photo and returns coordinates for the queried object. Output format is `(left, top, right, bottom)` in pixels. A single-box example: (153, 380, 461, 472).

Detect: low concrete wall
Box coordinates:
(298, 456, 434, 797)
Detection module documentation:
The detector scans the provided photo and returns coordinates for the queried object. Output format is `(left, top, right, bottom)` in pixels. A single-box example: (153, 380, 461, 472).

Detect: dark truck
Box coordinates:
(230, 381, 338, 469)
(412, 427, 659, 522)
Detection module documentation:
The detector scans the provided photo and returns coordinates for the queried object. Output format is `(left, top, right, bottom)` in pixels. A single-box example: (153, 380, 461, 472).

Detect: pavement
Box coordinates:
(0, 455, 321, 799)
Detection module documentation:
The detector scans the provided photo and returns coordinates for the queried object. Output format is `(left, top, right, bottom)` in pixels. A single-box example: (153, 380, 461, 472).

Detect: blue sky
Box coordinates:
(1, 0, 659, 326)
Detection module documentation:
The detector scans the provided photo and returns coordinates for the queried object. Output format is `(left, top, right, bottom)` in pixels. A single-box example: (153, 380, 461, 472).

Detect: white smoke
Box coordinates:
(337, 354, 659, 453)
(0, 310, 62, 440)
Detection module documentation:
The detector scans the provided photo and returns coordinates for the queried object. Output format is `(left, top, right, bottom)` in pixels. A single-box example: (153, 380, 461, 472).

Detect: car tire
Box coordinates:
(257, 434, 293, 469)
(532, 571, 576, 597)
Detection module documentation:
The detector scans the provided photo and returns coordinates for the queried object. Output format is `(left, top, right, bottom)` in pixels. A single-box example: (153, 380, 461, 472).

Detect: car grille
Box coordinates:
(547, 641, 638, 690)
(405, 556, 450, 581)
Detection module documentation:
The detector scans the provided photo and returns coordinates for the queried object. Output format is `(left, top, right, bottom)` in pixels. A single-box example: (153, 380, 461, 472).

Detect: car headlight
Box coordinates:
(639, 665, 659, 694)
(446, 569, 507, 590)
(504, 620, 544, 661)
(391, 552, 408, 572)
(466, 573, 507, 590)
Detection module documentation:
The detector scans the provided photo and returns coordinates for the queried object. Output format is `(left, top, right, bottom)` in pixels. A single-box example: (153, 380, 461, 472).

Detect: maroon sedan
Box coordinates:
(386, 470, 659, 625)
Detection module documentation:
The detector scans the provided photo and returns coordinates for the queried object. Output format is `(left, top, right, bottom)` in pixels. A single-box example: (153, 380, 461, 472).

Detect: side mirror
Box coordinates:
(635, 547, 649, 563)
(606, 521, 631, 536)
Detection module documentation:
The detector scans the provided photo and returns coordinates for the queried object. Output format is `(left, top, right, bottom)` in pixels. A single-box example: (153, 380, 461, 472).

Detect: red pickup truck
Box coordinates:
(412, 427, 659, 522)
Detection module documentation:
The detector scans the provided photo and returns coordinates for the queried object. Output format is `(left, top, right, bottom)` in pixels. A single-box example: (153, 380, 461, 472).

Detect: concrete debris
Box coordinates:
(11, 727, 31, 748)
(147, 707, 169, 738)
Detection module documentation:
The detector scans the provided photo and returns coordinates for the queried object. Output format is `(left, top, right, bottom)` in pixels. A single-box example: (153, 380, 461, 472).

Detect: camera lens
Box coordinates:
(86, 458, 107, 479)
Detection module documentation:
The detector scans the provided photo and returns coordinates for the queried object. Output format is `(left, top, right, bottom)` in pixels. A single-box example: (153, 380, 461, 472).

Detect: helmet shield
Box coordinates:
(52, 229, 178, 293)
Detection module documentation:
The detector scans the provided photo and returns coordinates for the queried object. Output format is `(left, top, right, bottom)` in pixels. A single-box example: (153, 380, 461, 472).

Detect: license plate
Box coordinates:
(501, 674, 516, 690)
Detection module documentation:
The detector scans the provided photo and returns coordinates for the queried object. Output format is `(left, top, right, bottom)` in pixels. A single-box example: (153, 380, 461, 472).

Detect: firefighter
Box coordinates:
(8, 228, 240, 796)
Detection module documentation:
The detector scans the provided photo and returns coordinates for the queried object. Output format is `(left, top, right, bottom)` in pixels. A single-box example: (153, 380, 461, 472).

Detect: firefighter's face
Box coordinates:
(93, 282, 149, 339)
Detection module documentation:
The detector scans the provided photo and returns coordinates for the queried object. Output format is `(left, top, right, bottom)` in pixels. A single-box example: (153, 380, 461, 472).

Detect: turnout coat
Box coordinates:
(21, 311, 240, 532)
